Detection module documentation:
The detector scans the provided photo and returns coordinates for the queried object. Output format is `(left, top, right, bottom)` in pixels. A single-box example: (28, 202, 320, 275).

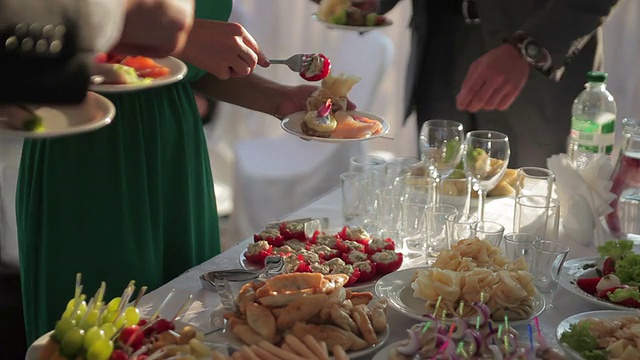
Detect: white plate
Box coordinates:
(26, 320, 200, 360)
(372, 340, 400, 360)
(281, 110, 390, 143)
(238, 249, 378, 290)
(311, 14, 393, 32)
(215, 322, 390, 359)
(0, 92, 115, 138)
(556, 310, 640, 360)
(558, 256, 638, 311)
(374, 266, 545, 326)
(90, 57, 188, 93)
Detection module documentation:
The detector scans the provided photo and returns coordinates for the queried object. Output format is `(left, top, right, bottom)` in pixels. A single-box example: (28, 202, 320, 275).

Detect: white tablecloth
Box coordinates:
(138, 187, 606, 355)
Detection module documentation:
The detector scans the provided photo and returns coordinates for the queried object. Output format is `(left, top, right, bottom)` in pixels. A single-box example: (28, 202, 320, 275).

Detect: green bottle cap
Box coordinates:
(587, 71, 608, 83)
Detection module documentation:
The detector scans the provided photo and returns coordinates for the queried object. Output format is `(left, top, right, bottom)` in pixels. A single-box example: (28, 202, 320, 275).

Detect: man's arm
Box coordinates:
(518, 0, 620, 70)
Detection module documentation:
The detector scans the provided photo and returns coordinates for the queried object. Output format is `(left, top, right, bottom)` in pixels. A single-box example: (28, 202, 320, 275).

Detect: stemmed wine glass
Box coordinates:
(419, 120, 464, 204)
(463, 130, 510, 220)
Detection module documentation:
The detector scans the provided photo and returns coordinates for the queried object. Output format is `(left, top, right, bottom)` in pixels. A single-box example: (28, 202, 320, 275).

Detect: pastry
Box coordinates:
(301, 99, 337, 137)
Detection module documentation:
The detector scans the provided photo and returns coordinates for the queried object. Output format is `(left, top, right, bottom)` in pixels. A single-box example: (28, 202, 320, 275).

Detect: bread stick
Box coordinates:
(211, 350, 230, 360)
(231, 351, 245, 360)
(284, 334, 318, 359)
(303, 334, 329, 360)
(319, 341, 329, 356)
(332, 345, 349, 360)
(249, 345, 281, 360)
(258, 340, 305, 360)
(240, 345, 261, 360)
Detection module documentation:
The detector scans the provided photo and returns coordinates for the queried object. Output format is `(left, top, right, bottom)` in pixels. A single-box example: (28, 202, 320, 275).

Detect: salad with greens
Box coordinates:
(575, 239, 640, 308)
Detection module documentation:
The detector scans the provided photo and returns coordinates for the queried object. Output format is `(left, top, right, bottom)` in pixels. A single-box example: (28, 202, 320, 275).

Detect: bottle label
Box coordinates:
(570, 116, 615, 154)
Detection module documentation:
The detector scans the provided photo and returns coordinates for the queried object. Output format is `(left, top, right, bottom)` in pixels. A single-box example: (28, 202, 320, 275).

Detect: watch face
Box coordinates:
(525, 42, 541, 61)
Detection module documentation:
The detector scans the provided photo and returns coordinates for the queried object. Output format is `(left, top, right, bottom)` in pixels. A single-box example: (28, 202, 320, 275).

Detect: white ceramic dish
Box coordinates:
(311, 14, 392, 32)
(374, 266, 545, 326)
(556, 310, 640, 360)
(371, 340, 401, 360)
(558, 256, 638, 311)
(0, 92, 115, 138)
(215, 323, 390, 359)
(281, 110, 389, 143)
(90, 57, 187, 93)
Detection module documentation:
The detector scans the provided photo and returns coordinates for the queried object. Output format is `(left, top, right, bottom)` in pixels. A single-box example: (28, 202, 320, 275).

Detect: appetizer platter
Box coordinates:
(28, 275, 217, 360)
(240, 220, 403, 289)
(313, 0, 392, 32)
(281, 73, 389, 142)
(91, 54, 187, 93)
(560, 239, 640, 310)
(375, 238, 545, 326)
(0, 92, 115, 138)
(557, 310, 640, 360)
(212, 272, 390, 359)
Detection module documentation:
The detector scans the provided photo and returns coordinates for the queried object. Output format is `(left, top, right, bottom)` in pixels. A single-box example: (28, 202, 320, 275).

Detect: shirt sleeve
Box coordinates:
(82, 0, 127, 52)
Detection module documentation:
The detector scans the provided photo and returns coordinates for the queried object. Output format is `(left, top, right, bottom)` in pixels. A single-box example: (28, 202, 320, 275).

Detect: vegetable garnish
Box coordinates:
(559, 321, 609, 360)
(597, 239, 633, 261)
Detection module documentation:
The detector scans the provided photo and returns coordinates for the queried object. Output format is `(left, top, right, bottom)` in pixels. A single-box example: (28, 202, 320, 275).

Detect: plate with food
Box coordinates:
(556, 310, 640, 360)
(375, 238, 545, 326)
(241, 222, 403, 290)
(281, 73, 389, 142)
(313, 0, 392, 32)
(211, 272, 390, 359)
(90, 54, 188, 93)
(559, 239, 640, 311)
(27, 277, 220, 360)
(0, 92, 115, 138)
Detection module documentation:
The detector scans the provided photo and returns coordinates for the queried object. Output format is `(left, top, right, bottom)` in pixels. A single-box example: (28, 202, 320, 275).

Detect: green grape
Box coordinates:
(100, 323, 117, 340)
(84, 327, 105, 349)
(113, 315, 127, 329)
(60, 327, 85, 358)
(80, 309, 100, 330)
(87, 338, 114, 360)
(101, 311, 117, 325)
(62, 299, 87, 319)
(53, 318, 76, 342)
(106, 297, 121, 313)
(124, 307, 140, 326)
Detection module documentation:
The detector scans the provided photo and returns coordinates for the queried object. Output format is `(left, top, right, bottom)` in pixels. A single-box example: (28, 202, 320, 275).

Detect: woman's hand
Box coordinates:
(180, 20, 269, 80)
(273, 85, 357, 119)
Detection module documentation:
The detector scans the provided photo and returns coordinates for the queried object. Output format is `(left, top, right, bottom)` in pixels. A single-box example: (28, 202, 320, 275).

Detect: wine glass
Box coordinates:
(419, 120, 464, 204)
(463, 130, 510, 221)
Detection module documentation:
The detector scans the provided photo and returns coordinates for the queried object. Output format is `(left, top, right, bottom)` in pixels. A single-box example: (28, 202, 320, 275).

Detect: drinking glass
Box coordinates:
(503, 232, 540, 263)
(445, 213, 478, 245)
(340, 172, 365, 226)
(389, 156, 424, 176)
(530, 240, 569, 309)
(514, 195, 560, 241)
(463, 130, 510, 221)
(425, 204, 458, 263)
(349, 155, 387, 173)
(402, 191, 431, 261)
(471, 220, 505, 247)
(419, 120, 465, 204)
(515, 167, 555, 200)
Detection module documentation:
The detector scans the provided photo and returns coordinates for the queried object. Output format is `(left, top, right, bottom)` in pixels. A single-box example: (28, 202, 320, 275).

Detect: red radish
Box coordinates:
(152, 318, 175, 333)
(602, 257, 616, 275)
(119, 325, 144, 348)
(576, 277, 602, 295)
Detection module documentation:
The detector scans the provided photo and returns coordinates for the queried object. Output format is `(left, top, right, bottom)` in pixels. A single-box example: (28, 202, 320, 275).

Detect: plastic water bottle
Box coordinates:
(567, 71, 617, 170)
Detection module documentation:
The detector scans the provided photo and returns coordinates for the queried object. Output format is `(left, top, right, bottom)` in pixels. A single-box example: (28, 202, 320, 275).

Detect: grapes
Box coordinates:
(53, 318, 76, 342)
(80, 309, 100, 330)
(86, 338, 114, 360)
(62, 298, 87, 320)
(100, 323, 117, 340)
(113, 315, 127, 329)
(106, 297, 121, 313)
(152, 318, 175, 334)
(109, 349, 128, 360)
(102, 311, 117, 325)
(124, 306, 141, 326)
(84, 326, 105, 349)
(60, 327, 85, 358)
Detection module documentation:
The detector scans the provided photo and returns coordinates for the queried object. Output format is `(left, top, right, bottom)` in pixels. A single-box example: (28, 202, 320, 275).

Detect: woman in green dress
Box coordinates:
(16, 0, 320, 343)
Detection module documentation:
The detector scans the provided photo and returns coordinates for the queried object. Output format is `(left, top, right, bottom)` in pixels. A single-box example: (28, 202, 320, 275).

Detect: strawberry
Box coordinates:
(576, 277, 602, 295)
(602, 257, 616, 275)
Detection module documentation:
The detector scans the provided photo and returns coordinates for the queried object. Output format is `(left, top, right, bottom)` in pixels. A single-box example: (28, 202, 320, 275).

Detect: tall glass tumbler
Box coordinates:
(341, 172, 366, 226)
(350, 155, 387, 173)
(402, 191, 431, 260)
(530, 240, 569, 309)
(514, 195, 560, 241)
(426, 204, 458, 263)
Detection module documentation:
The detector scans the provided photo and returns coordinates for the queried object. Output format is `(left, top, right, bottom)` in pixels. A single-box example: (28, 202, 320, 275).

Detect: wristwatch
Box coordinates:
(506, 32, 552, 75)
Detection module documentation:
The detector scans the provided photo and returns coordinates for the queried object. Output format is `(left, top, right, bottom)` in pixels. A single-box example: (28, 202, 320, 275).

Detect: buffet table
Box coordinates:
(137, 187, 605, 355)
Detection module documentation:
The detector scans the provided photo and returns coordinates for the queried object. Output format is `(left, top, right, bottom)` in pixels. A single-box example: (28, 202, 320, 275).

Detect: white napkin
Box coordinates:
(547, 154, 615, 247)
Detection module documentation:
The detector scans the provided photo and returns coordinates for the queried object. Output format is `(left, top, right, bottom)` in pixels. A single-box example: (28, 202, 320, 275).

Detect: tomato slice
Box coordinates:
(299, 54, 331, 82)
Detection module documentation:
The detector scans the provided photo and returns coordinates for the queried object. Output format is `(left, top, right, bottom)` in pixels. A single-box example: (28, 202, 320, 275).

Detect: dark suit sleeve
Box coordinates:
(519, 0, 619, 69)
(0, 0, 91, 104)
(378, 0, 402, 14)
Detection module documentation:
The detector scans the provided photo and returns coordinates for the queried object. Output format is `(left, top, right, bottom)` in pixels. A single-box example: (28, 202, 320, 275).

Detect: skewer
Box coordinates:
(171, 295, 194, 321)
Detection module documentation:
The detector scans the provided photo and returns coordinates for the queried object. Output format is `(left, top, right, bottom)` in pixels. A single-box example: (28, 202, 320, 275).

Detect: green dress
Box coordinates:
(16, 0, 232, 344)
